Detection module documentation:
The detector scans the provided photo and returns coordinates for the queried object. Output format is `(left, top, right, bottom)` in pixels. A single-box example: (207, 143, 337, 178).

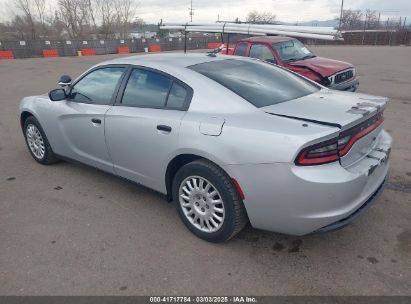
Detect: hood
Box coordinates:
(287, 56, 353, 77)
(262, 90, 387, 131)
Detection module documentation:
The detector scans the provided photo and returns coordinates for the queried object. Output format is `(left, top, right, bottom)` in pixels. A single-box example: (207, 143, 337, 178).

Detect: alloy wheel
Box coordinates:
(179, 176, 225, 233)
(26, 124, 45, 159)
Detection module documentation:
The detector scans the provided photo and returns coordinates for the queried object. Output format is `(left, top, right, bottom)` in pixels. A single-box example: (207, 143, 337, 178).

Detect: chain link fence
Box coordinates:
(0, 36, 222, 59)
(1, 32, 409, 59)
(301, 31, 411, 46)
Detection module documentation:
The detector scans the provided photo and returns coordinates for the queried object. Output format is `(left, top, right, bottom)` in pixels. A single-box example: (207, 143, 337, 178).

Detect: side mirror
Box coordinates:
(49, 89, 67, 101)
(58, 75, 72, 87)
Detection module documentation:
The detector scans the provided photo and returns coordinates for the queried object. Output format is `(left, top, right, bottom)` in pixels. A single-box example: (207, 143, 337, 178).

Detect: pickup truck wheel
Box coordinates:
(172, 159, 248, 242)
(24, 116, 58, 165)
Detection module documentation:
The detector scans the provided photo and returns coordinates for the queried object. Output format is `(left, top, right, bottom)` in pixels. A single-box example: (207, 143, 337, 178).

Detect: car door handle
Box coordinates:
(157, 125, 172, 132)
(91, 118, 101, 124)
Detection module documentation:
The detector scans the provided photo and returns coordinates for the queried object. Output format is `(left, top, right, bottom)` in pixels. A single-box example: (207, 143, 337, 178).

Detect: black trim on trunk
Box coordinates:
(265, 112, 342, 128)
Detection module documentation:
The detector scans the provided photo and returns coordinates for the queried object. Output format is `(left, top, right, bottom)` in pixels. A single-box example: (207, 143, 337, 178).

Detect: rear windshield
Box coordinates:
(189, 59, 319, 108)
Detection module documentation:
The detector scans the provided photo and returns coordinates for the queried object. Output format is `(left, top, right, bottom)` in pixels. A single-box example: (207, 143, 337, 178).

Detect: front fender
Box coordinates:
(20, 96, 43, 127)
(19, 95, 53, 137)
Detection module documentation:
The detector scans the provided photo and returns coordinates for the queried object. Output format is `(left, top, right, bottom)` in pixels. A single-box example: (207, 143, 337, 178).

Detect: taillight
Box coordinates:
(296, 138, 339, 165)
(338, 114, 383, 156)
(296, 112, 384, 166)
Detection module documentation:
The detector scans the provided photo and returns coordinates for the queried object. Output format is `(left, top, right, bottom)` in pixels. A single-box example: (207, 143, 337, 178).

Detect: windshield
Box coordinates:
(272, 39, 315, 62)
(188, 59, 319, 108)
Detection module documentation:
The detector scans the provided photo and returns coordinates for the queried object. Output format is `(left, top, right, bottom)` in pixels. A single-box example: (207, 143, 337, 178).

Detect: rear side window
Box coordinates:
(122, 69, 171, 108)
(189, 59, 319, 108)
(235, 43, 247, 56)
(166, 82, 188, 108)
(121, 68, 191, 109)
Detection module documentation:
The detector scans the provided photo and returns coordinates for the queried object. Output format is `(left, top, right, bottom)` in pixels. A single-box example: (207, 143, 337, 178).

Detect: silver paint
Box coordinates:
(19, 53, 392, 235)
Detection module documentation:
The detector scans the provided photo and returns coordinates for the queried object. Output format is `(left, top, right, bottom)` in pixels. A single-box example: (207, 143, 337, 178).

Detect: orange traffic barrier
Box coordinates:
(207, 42, 222, 49)
(42, 49, 59, 57)
(81, 48, 96, 56)
(149, 44, 161, 52)
(117, 47, 130, 54)
(0, 50, 14, 60)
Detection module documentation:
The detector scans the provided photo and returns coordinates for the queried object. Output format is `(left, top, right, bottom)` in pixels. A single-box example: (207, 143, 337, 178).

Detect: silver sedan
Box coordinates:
(20, 53, 392, 242)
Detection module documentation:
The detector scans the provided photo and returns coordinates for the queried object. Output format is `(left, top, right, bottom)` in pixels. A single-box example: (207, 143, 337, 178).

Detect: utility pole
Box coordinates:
(377, 12, 381, 29)
(362, 11, 367, 45)
(375, 12, 380, 45)
(338, 0, 344, 31)
(188, 0, 195, 22)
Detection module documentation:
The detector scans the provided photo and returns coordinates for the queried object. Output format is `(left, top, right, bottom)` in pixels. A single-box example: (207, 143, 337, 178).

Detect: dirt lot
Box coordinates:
(0, 46, 410, 296)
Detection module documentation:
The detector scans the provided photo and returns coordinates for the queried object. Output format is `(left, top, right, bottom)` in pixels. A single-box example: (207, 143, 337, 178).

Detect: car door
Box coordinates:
(105, 67, 192, 193)
(249, 43, 278, 65)
(50, 65, 127, 173)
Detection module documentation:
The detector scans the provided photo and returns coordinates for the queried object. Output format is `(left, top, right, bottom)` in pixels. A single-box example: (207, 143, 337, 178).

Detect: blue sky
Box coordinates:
(0, 0, 410, 24)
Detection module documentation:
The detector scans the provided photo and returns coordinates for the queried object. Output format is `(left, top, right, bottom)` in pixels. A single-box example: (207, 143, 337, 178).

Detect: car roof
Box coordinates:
(99, 53, 229, 70)
(239, 36, 294, 44)
(96, 53, 259, 113)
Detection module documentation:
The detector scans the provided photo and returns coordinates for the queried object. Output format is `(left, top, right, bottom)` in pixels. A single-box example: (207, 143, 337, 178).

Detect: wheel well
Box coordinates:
(165, 154, 203, 201)
(20, 111, 33, 129)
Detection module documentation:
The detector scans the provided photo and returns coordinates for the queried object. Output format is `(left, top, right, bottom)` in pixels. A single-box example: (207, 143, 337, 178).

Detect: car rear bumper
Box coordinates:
(223, 129, 392, 235)
(329, 76, 359, 92)
(310, 174, 388, 234)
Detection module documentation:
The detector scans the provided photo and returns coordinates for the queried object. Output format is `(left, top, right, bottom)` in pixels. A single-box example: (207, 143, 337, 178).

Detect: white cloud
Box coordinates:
(136, 0, 343, 23)
(0, 0, 410, 24)
(353, 0, 411, 19)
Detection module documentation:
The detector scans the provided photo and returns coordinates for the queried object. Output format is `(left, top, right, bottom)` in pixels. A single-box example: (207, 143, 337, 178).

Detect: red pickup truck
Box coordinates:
(219, 36, 359, 91)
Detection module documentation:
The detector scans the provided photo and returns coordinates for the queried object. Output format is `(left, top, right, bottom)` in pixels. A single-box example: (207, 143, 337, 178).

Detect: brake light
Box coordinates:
(338, 115, 383, 156)
(296, 138, 340, 165)
(296, 113, 384, 166)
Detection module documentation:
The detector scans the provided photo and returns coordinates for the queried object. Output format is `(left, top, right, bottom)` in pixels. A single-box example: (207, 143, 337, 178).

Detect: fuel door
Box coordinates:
(199, 117, 225, 136)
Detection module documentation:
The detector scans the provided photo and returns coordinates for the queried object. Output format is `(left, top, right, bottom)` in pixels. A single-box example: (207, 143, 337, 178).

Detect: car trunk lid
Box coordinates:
(263, 90, 388, 167)
(263, 90, 386, 130)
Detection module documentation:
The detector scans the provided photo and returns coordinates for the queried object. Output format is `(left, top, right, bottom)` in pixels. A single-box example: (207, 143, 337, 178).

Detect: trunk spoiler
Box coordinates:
(266, 112, 342, 129)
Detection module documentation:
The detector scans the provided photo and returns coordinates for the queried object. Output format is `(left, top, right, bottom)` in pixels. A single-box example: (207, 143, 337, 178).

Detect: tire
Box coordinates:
(23, 116, 59, 165)
(172, 159, 248, 242)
